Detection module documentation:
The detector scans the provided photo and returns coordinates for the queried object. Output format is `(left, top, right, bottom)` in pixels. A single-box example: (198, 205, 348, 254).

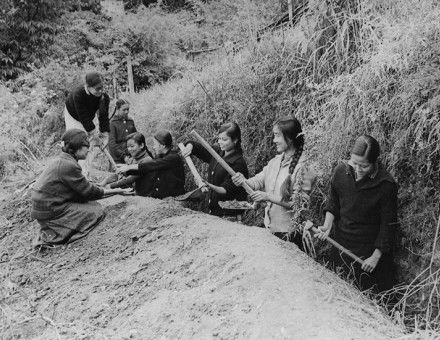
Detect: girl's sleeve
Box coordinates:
(246, 164, 267, 191)
(186, 141, 213, 164)
(108, 122, 123, 160)
(109, 175, 139, 189)
(374, 182, 398, 254)
(60, 162, 104, 200)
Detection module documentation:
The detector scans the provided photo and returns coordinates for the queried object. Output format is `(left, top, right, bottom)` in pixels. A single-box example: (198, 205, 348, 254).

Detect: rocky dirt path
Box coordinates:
(0, 195, 404, 339)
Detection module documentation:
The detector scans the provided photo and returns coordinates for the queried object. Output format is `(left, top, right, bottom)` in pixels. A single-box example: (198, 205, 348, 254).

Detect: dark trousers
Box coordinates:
(330, 248, 395, 294)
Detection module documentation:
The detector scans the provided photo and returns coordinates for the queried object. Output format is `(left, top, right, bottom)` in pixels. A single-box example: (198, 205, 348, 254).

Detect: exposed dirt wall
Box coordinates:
(1, 196, 403, 339)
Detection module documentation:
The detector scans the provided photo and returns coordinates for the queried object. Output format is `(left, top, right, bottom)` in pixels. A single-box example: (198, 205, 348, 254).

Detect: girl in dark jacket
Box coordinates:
(117, 130, 185, 199)
(108, 99, 137, 163)
(31, 129, 127, 246)
(315, 135, 398, 293)
(106, 132, 155, 196)
(182, 122, 249, 217)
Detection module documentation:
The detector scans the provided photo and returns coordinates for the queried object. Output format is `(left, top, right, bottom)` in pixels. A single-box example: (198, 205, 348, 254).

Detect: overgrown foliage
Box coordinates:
(127, 0, 440, 332)
(0, 0, 102, 79)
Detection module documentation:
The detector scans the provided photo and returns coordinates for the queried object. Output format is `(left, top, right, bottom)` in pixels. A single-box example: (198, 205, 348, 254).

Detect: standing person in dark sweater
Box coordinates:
(31, 129, 127, 247)
(315, 135, 398, 293)
(116, 130, 185, 199)
(182, 122, 249, 217)
(64, 71, 110, 175)
(108, 99, 137, 163)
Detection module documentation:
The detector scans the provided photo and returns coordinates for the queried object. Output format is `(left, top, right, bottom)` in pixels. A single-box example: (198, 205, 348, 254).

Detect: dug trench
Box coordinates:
(1, 195, 404, 339)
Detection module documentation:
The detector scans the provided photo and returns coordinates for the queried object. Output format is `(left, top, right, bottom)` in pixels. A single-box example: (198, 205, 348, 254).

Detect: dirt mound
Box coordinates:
(1, 196, 403, 339)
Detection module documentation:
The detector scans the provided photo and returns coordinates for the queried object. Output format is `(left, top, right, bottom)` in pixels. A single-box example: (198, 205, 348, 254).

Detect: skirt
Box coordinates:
(35, 201, 105, 246)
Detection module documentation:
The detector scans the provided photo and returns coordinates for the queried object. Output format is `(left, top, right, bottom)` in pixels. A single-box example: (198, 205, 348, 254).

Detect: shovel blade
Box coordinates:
(175, 187, 204, 201)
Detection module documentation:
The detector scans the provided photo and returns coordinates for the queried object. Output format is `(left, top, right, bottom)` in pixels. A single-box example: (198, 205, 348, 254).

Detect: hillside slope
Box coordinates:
(1, 195, 403, 339)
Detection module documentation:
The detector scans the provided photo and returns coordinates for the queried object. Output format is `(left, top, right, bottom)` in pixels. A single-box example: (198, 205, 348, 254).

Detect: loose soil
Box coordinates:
(0, 194, 404, 339)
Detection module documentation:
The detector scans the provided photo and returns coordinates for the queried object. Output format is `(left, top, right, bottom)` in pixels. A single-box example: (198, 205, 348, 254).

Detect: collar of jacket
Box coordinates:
(111, 116, 133, 122)
(157, 148, 174, 159)
(60, 151, 78, 163)
(134, 150, 148, 161)
(342, 160, 395, 189)
(221, 149, 243, 163)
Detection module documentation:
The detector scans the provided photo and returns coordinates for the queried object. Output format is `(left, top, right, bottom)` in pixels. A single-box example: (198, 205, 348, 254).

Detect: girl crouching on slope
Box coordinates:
(31, 129, 127, 246)
(232, 117, 315, 249)
(104, 132, 155, 196)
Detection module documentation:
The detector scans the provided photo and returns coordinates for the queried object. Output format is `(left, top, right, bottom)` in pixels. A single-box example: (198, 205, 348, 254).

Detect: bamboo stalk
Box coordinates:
(178, 143, 204, 187)
(189, 130, 254, 195)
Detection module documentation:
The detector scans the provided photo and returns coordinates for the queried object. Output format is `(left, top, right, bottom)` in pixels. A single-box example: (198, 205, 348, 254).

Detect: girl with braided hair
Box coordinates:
(232, 117, 315, 248)
(108, 99, 137, 164)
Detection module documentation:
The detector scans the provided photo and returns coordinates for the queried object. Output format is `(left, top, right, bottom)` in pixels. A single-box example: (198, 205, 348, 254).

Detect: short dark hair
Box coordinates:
(85, 72, 103, 88)
(218, 122, 242, 153)
(61, 129, 89, 157)
(126, 132, 146, 150)
(351, 135, 380, 163)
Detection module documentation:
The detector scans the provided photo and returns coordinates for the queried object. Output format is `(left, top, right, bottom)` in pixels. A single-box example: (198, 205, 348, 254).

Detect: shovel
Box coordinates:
(175, 143, 206, 201)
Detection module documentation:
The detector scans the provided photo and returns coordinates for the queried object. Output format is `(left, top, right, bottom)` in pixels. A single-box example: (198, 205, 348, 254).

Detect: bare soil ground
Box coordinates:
(0, 192, 404, 339)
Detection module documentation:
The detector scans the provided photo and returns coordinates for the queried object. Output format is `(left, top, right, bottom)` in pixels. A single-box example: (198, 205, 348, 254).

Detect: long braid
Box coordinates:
(280, 139, 304, 202)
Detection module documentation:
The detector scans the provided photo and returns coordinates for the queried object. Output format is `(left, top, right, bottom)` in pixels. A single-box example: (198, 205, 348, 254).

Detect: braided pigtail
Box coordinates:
(280, 142, 304, 202)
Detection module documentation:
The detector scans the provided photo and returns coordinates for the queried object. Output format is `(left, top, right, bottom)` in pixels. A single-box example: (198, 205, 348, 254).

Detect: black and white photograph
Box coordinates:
(0, 0, 439, 338)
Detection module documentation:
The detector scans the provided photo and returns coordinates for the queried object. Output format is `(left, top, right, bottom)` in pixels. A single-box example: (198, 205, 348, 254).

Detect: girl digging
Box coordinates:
(232, 117, 315, 249)
(182, 122, 249, 218)
(315, 135, 398, 293)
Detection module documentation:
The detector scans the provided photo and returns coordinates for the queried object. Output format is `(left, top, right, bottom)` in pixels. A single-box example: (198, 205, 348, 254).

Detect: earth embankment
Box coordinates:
(1, 196, 403, 339)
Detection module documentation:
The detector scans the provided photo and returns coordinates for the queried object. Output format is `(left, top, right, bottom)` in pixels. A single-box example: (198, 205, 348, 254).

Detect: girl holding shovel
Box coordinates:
(182, 122, 249, 217)
(232, 117, 315, 249)
(314, 135, 398, 293)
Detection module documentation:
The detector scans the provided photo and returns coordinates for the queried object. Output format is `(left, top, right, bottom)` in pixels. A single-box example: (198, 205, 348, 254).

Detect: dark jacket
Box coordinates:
(109, 150, 154, 195)
(325, 161, 398, 258)
(31, 152, 104, 220)
(65, 85, 110, 132)
(127, 149, 185, 199)
(189, 141, 249, 216)
(108, 117, 137, 163)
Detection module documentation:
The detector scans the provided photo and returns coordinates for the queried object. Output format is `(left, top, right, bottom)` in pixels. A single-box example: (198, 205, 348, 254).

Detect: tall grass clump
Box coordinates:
(128, 0, 440, 332)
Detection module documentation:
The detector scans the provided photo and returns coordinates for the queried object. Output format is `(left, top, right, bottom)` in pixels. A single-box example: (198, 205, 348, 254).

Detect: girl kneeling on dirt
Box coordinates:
(116, 130, 185, 199)
(31, 129, 127, 247)
(232, 117, 315, 249)
(108, 99, 138, 164)
(182, 122, 249, 217)
(314, 135, 398, 293)
(104, 132, 155, 195)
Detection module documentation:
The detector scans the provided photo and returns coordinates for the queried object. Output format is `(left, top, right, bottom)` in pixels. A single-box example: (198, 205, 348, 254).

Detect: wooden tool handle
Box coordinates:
(102, 147, 118, 171)
(178, 143, 204, 187)
(190, 130, 254, 195)
(311, 227, 365, 266)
